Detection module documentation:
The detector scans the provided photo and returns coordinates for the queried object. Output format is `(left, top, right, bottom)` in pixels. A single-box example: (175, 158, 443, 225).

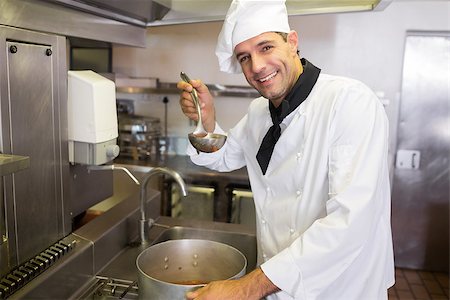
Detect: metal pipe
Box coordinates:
(87, 165, 140, 186)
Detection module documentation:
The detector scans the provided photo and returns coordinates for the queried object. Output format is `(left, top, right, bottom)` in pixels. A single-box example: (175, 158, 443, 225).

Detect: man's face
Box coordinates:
(234, 31, 300, 105)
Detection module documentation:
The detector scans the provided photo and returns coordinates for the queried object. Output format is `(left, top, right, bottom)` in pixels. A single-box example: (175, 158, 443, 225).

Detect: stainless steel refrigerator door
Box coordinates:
(0, 26, 69, 274)
(392, 31, 449, 272)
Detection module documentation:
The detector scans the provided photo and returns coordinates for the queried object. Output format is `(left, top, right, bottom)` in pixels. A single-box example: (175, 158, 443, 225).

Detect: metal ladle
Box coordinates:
(180, 72, 227, 153)
(180, 72, 207, 136)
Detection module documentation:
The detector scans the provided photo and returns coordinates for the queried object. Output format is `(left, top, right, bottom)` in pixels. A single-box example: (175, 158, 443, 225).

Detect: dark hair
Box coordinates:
(275, 32, 288, 42)
(275, 32, 300, 55)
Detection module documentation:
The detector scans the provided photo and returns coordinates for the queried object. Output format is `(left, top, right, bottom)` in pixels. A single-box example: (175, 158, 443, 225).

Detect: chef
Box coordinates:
(178, 0, 395, 299)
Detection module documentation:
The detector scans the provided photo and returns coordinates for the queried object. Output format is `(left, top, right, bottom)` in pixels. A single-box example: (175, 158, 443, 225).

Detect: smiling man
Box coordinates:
(178, 1, 395, 299)
(235, 31, 302, 107)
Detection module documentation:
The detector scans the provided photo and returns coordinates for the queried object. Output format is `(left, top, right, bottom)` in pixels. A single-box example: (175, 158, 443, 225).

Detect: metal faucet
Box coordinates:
(87, 164, 187, 245)
(139, 167, 188, 245)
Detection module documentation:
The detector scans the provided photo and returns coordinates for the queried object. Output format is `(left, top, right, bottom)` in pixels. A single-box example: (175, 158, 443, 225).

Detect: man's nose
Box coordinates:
(251, 54, 265, 74)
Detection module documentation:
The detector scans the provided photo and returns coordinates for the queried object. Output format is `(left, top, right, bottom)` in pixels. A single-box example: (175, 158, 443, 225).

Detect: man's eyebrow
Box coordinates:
(235, 51, 247, 59)
(256, 39, 275, 47)
(235, 39, 276, 59)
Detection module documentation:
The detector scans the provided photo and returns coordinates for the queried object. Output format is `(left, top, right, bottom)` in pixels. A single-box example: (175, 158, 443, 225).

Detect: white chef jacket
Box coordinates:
(187, 74, 395, 300)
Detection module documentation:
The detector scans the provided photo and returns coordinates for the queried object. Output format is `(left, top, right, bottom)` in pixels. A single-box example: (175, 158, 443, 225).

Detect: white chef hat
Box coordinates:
(215, 0, 290, 74)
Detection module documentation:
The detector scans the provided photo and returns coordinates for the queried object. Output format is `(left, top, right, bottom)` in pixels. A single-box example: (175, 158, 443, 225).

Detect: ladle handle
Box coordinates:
(180, 72, 203, 129)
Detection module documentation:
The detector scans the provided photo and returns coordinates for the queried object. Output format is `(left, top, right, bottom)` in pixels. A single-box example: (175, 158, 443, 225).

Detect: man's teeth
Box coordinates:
(259, 72, 277, 82)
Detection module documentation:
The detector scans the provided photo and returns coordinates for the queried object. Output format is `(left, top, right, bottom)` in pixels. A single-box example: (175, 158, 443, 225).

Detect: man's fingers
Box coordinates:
(190, 79, 207, 93)
(177, 80, 193, 92)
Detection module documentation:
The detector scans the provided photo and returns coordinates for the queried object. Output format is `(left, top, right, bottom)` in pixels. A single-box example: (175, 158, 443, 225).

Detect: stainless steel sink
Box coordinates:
(151, 226, 257, 273)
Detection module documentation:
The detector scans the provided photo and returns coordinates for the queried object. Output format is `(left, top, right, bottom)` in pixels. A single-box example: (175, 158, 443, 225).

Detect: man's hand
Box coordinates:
(177, 78, 216, 132)
(185, 268, 279, 300)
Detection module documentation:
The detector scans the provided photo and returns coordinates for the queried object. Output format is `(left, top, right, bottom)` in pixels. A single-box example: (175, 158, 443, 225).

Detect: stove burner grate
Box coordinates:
(78, 276, 138, 300)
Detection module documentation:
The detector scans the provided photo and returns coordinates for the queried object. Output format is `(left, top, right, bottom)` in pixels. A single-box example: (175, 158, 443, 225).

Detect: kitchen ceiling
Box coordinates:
(48, 0, 392, 27)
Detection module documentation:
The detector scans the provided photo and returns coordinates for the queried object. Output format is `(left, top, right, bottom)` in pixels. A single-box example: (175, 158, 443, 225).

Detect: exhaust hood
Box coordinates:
(152, 0, 392, 26)
(48, 0, 392, 27)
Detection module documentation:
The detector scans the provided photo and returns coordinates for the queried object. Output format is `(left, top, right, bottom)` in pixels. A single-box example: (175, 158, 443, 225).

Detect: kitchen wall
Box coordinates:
(112, 0, 450, 155)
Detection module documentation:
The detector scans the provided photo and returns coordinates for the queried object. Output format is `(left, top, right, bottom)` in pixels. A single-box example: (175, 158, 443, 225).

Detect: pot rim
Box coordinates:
(136, 239, 247, 287)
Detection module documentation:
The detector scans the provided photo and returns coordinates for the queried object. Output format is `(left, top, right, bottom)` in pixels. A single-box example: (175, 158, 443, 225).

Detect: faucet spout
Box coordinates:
(139, 167, 188, 245)
(87, 164, 140, 186)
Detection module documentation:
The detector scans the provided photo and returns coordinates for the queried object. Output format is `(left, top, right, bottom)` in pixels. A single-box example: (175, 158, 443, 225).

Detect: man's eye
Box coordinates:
(262, 45, 273, 51)
(239, 56, 249, 63)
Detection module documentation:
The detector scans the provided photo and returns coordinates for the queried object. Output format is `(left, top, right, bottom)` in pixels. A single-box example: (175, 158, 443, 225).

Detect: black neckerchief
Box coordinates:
(256, 58, 321, 175)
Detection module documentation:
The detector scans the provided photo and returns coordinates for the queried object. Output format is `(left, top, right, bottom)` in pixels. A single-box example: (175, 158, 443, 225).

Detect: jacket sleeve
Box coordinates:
(261, 83, 391, 298)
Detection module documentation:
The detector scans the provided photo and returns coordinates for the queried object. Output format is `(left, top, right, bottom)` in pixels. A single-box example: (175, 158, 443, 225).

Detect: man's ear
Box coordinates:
(287, 30, 299, 54)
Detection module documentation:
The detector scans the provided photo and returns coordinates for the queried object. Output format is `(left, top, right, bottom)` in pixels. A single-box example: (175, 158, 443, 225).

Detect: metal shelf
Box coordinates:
(116, 82, 260, 98)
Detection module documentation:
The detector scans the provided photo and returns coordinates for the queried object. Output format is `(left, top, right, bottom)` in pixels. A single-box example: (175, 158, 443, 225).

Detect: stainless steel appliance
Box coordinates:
(117, 114, 162, 161)
(0, 25, 70, 279)
(171, 185, 215, 221)
(391, 31, 449, 272)
(0, 24, 114, 296)
(230, 188, 256, 231)
(46, 0, 392, 27)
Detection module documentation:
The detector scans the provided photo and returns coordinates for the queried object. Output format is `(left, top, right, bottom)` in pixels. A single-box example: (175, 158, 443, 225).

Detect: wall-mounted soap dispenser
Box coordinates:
(68, 70, 120, 165)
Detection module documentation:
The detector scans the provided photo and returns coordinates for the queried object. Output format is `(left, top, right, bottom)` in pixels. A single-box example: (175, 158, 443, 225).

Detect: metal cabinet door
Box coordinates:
(0, 26, 68, 274)
(392, 31, 449, 272)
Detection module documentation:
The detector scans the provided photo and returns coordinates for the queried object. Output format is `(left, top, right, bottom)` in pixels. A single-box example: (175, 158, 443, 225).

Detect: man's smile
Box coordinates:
(258, 71, 278, 83)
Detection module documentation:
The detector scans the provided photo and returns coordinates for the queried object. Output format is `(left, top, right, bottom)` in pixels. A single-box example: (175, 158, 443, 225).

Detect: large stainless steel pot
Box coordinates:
(136, 239, 247, 299)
